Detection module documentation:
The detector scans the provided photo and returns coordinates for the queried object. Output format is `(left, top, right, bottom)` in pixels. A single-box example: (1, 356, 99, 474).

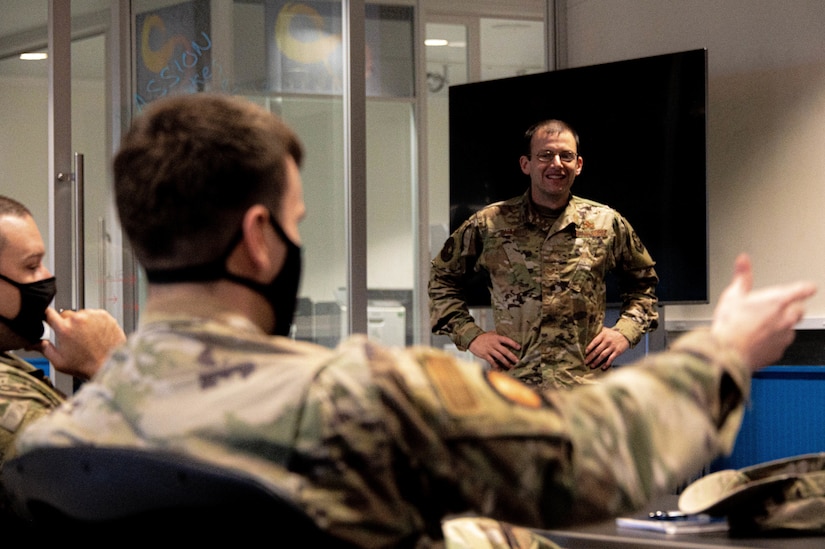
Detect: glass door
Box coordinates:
(71, 8, 119, 324)
(128, 0, 354, 348)
(128, 0, 349, 347)
(423, 10, 545, 352)
(0, 0, 116, 393)
(128, 0, 417, 349)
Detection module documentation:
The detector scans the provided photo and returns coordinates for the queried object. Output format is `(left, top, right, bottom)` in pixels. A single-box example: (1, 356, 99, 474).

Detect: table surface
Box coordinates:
(534, 495, 825, 549)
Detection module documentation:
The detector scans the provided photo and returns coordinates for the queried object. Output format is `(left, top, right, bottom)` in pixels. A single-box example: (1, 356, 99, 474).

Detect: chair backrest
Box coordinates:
(1, 446, 355, 545)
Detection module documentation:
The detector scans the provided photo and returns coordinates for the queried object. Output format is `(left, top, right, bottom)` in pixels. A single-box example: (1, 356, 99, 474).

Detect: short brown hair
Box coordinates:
(523, 119, 580, 156)
(114, 94, 304, 270)
(0, 195, 32, 254)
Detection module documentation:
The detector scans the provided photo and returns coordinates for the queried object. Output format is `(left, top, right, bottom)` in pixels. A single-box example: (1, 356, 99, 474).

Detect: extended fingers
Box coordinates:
(490, 347, 519, 370)
(780, 299, 809, 329)
(755, 281, 817, 320)
(782, 281, 818, 305)
(486, 338, 519, 369)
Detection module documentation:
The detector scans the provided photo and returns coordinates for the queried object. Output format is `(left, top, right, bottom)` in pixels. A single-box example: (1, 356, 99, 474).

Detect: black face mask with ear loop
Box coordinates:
(231, 218, 302, 337)
(0, 272, 57, 343)
(145, 213, 302, 337)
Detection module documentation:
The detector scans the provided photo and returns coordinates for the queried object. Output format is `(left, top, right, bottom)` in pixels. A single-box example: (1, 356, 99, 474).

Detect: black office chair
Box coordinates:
(1, 446, 356, 545)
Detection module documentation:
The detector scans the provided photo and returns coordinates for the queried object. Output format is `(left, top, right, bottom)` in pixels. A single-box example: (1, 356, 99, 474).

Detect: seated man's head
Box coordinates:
(0, 196, 56, 350)
(113, 94, 305, 335)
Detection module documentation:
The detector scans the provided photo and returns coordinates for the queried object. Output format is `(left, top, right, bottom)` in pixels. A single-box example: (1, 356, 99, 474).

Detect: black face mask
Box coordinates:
(145, 213, 302, 336)
(0, 272, 57, 344)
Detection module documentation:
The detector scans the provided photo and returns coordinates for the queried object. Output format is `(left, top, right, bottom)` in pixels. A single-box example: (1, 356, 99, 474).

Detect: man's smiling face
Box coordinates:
(519, 128, 583, 209)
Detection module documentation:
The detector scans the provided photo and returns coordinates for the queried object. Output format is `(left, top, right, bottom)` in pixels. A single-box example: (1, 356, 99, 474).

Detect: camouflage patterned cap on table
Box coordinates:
(678, 453, 825, 534)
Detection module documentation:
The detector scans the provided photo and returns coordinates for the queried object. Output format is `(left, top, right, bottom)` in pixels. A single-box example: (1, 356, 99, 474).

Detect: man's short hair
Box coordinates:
(0, 195, 32, 254)
(114, 93, 304, 270)
(523, 119, 581, 156)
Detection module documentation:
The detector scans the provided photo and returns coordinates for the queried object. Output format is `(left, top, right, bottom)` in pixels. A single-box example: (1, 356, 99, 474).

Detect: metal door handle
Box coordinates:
(73, 152, 85, 308)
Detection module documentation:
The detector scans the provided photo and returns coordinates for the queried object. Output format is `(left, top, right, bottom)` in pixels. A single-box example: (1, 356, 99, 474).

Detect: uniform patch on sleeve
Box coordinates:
(486, 371, 543, 409)
(424, 356, 481, 415)
(0, 401, 28, 433)
(439, 237, 456, 262)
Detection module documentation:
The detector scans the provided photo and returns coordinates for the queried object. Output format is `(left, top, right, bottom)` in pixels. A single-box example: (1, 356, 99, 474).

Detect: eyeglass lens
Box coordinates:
(535, 151, 577, 163)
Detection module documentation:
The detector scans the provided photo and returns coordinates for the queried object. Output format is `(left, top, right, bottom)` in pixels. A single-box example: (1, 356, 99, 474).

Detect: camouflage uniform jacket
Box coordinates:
(429, 191, 659, 389)
(0, 352, 63, 466)
(16, 306, 749, 548)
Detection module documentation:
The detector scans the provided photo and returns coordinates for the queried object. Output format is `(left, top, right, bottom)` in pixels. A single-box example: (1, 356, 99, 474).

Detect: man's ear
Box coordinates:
(239, 206, 272, 269)
(0, 278, 21, 319)
(236, 205, 285, 282)
(519, 155, 531, 175)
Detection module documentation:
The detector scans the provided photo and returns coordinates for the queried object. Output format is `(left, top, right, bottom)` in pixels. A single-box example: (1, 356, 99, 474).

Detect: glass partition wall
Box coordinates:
(424, 8, 546, 356)
(0, 0, 112, 393)
(130, 0, 417, 349)
(0, 0, 548, 387)
(129, 0, 546, 351)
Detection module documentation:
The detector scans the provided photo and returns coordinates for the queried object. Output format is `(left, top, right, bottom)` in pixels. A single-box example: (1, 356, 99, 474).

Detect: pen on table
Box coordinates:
(649, 510, 689, 521)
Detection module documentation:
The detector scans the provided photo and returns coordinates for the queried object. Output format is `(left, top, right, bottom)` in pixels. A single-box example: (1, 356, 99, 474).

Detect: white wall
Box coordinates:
(0, 75, 111, 313)
(366, 101, 415, 289)
(0, 77, 49, 235)
(562, 0, 825, 328)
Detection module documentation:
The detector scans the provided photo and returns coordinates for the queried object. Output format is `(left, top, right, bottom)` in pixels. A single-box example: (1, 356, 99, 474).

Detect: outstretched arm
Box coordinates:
(560, 253, 816, 522)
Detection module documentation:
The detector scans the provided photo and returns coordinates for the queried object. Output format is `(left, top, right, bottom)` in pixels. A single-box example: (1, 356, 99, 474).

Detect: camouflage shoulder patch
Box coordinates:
(439, 237, 456, 262)
(424, 355, 481, 416)
(486, 371, 544, 409)
(0, 400, 28, 433)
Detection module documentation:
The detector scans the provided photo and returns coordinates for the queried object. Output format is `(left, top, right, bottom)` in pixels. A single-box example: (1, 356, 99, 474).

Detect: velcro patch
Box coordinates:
(486, 371, 543, 409)
(0, 400, 27, 433)
(424, 356, 481, 416)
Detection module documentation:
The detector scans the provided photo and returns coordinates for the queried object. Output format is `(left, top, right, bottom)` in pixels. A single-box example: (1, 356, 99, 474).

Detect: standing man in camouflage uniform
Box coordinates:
(16, 95, 816, 547)
(0, 195, 125, 467)
(429, 119, 659, 389)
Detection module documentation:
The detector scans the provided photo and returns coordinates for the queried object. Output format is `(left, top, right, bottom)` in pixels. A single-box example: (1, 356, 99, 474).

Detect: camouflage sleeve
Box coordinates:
(611, 214, 659, 346)
(372, 328, 749, 530)
(0, 361, 65, 466)
(548, 328, 749, 524)
(0, 377, 61, 521)
(428, 219, 485, 350)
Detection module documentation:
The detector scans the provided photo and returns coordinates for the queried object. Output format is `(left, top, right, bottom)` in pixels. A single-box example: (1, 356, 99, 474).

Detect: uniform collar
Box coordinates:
(522, 190, 579, 232)
(140, 294, 264, 335)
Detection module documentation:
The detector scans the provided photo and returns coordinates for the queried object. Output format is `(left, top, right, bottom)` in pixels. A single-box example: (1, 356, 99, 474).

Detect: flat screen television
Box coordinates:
(448, 49, 708, 306)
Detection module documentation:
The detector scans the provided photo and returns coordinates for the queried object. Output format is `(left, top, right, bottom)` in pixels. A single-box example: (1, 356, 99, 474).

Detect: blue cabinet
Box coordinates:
(712, 366, 825, 471)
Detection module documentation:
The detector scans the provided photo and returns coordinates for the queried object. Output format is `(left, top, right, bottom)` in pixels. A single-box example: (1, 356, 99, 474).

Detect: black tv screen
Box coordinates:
(448, 49, 708, 306)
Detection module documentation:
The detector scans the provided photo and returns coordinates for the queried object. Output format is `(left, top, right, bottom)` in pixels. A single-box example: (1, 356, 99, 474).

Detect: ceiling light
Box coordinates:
(20, 52, 48, 61)
(425, 39, 448, 47)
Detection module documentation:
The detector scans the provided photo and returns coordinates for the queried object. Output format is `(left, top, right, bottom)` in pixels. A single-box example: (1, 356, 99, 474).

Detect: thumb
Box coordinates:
(730, 253, 754, 295)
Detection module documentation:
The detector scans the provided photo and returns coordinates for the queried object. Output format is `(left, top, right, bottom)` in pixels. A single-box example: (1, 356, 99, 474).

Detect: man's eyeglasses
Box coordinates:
(531, 150, 579, 163)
